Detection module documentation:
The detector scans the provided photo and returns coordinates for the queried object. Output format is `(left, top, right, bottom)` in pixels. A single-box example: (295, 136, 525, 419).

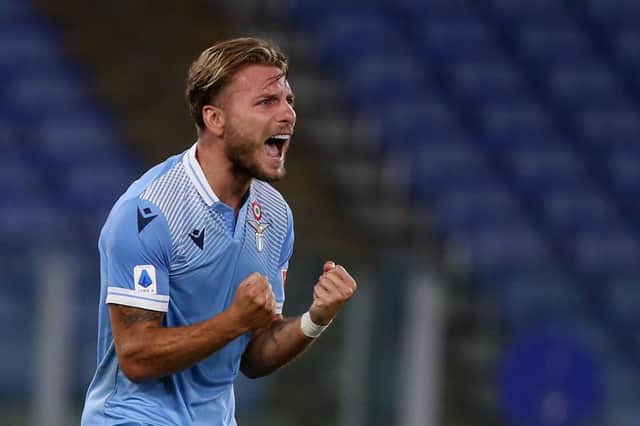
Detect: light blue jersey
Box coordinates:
(81, 143, 294, 426)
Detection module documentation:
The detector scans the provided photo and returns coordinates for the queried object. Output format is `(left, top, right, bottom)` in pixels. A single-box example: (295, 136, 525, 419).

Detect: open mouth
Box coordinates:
(264, 134, 289, 159)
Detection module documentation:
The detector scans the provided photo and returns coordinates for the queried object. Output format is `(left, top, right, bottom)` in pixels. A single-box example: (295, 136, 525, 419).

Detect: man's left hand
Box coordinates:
(309, 261, 357, 325)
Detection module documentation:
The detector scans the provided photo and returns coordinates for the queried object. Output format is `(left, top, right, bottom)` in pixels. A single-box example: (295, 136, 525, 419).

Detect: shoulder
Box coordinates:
(100, 155, 183, 254)
(111, 153, 184, 211)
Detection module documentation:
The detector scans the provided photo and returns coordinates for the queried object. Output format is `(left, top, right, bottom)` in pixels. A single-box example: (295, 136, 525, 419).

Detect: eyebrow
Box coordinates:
(255, 80, 295, 102)
(263, 71, 287, 89)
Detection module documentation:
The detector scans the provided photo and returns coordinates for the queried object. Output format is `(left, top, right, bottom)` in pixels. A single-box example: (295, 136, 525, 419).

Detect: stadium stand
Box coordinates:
(0, 0, 138, 399)
(282, 0, 640, 424)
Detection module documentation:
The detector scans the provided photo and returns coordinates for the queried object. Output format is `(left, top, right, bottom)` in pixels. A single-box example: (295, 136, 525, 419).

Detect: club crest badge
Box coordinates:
(248, 220, 271, 252)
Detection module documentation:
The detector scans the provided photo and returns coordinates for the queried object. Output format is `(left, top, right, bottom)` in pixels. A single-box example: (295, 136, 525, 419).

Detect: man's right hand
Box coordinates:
(229, 273, 277, 331)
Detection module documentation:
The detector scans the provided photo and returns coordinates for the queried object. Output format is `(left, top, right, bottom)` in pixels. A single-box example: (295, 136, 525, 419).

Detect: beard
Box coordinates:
(224, 123, 287, 183)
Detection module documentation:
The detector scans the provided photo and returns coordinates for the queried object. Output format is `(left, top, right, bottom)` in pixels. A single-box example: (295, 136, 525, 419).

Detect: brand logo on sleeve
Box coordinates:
(133, 265, 157, 294)
(137, 207, 158, 233)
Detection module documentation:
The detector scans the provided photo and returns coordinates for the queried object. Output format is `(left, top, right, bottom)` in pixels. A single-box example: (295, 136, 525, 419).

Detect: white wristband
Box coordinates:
(300, 311, 331, 338)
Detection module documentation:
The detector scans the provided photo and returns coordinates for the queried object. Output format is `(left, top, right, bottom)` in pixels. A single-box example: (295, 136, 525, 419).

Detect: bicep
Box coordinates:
(109, 304, 165, 349)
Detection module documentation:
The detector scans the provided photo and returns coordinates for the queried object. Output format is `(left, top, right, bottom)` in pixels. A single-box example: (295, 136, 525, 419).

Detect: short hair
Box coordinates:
(186, 37, 289, 130)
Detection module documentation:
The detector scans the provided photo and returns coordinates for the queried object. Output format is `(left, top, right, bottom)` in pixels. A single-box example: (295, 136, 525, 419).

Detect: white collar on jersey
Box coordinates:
(182, 142, 220, 206)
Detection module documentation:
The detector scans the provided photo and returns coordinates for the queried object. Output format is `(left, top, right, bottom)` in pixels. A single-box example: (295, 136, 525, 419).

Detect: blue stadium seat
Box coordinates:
(383, 0, 474, 19)
(0, 159, 48, 200)
(55, 162, 135, 240)
(60, 163, 134, 210)
(544, 64, 628, 112)
(485, 0, 571, 25)
(312, 13, 406, 73)
(500, 269, 587, 331)
(343, 54, 429, 108)
(477, 102, 557, 146)
(515, 25, 595, 67)
(431, 184, 525, 233)
(0, 114, 23, 159)
(586, 0, 640, 28)
(607, 275, 640, 326)
(448, 60, 528, 107)
(576, 107, 640, 156)
(505, 144, 591, 195)
(607, 149, 640, 200)
(449, 224, 550, 277)
(6, 67, 89, 121)
(611, 29, 640, 75)
(379, 98, 462, 151)
(0, 198, 70, 248)
(408, 139, 494, 199)
(417, 17, 503, 62)
(27, 109, 124, 167)
(0, 253, 49, 395)
(538, 189, 622, 240)
(570, 229, 640, 276)
(606, 149, 640, 225)
(0, 22, 63, 77)
(0, 0, 33, 22)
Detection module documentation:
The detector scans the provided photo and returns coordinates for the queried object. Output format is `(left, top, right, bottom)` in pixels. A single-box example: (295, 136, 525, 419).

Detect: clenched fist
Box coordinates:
(309, 261, 357, 325)
(229, 272, 277, 331)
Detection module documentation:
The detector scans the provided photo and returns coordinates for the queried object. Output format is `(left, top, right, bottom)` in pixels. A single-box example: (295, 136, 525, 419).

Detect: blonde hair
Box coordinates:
(186, 37, 289, 130)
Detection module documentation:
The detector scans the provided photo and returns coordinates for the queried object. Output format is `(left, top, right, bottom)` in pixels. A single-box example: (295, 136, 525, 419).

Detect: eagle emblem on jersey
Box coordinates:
(247, 220, 271, 252)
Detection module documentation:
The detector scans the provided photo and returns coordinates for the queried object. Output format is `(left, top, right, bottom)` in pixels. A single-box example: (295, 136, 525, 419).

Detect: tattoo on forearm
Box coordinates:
(118, 306, 165, 328)
(269, 318, 294, 345)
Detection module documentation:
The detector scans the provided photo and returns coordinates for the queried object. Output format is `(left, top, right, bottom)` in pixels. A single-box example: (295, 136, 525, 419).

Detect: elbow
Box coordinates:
(119, 357, 150, 383)
(242, 369, 262, 379)
(240, 357, 278, 379)
(116, 343, 155, 383)
(240, 364, 265, 379)
(242, 368, 273, 379)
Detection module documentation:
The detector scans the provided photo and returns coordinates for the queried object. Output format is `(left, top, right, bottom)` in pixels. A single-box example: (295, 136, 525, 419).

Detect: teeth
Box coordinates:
(271, 134, 290, 140)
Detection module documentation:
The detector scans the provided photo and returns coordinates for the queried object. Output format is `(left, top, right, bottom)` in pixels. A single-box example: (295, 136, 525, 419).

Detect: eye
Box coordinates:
(258, 97, 276, 106)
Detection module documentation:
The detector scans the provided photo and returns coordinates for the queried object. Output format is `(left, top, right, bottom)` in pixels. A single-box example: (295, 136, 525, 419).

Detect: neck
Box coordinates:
(195, 135, 251, 213)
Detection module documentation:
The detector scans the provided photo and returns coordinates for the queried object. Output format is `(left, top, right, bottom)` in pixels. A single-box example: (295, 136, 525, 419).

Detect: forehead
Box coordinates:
(226, 64, 292, 97)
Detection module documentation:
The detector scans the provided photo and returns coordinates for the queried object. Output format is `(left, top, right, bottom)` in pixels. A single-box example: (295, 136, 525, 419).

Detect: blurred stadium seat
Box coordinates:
(288, 0, 640, 423)
(0, 1, 137, 401)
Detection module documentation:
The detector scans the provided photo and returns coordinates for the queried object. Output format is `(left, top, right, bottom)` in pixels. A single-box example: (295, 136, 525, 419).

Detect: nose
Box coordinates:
(278, 101, 296, 127)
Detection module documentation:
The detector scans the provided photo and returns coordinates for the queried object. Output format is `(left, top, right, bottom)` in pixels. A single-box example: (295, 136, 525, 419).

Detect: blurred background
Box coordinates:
(1, 0, 640, 425)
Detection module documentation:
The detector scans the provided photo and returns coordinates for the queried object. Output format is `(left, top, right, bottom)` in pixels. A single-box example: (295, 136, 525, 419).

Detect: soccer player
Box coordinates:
(81, 37, 357, 425)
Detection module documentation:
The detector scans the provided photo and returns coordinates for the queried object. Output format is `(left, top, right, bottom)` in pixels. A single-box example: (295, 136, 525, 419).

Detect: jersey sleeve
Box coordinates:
(274, 205, 294, 314)
(101, 197, 172, 312)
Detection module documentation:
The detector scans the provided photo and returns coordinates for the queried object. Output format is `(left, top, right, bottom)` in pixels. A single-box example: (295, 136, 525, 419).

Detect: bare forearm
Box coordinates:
(241, 316, 315, 378)
(114, 308, 248, 382)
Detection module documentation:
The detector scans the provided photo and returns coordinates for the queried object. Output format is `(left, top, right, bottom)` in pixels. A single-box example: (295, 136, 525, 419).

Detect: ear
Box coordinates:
(202, 105, 225, 137)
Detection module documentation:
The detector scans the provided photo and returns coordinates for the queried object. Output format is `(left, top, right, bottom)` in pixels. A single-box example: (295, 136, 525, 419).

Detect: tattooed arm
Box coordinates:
(109, 304, 249, 382)
(240, 314, 315, 379)
(110, 273, 279, 382)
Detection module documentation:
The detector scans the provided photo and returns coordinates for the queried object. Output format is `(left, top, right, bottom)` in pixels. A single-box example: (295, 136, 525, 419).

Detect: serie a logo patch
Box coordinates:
(133, 265, 157, 294)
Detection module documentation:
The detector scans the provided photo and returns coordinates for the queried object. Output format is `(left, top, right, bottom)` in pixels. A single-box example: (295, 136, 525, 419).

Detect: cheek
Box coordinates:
(228, 112, 267, 141)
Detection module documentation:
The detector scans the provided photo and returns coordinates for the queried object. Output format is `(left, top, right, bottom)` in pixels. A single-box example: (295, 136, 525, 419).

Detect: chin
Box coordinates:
(256, 167, 286, 183)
